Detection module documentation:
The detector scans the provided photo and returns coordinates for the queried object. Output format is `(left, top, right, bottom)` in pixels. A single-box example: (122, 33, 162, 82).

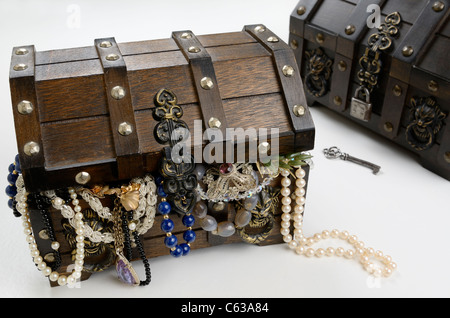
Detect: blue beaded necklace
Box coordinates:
(6, 154, 20, 215)
(156, 177, 196, 258)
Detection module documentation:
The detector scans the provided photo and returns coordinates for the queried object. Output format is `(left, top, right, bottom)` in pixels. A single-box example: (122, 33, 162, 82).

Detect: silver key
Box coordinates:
(323, 147, 381, 175)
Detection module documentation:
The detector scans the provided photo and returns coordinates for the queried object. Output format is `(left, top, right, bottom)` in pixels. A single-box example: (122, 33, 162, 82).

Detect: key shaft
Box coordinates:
(342, 153, 381, 175)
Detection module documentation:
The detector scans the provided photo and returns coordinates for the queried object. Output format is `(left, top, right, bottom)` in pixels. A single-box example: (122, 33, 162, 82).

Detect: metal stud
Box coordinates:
(75, 172, 91, 185)
(432, 1, 445, 12)
(345, 25, 356, 35)
(200, 77, 214, 90)
(282, 65, 295, 77)
(384, 122, 394, 133)
(338, 61, 347, 72)
(393, 85, 403, 97)
(13, 63, 28, 71)
(17, 100, 34, 115)
(258, 142, 271, 154)
(316, 33, 325, 44)
(290, 40, 298, 50)
(445, 152, 450, 164)
(208, 117, 222, 129)
(111, 86, 126, 100)
(181, 33, 192, 39)
(267, 36, 279, 43)
(15, 48, 29, 55)
(44, 253, 55, 263)
(293, 105, 306, 117)
(99, 41, 112, 48)
(24, 141, 40, 156)
(297, 6, 307, 15)
(188, 46, 201, 53)
(38, 229, 50, 240)
(402, 46, 414, 57)
(333, 96, 342, 106)
(254, 25, 266, 33)
(105, 54, 120, 61)
(118, 122, 133, 136)
(428, 80, 439, 93)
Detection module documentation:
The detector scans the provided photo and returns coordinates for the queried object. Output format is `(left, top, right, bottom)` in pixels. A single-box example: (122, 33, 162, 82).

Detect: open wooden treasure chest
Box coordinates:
(289, 0, 450, 180)
(7, 25, 315, 287)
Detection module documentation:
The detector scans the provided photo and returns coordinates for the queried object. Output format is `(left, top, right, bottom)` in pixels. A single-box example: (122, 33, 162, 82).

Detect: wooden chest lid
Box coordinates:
(10, 25, 315, 193)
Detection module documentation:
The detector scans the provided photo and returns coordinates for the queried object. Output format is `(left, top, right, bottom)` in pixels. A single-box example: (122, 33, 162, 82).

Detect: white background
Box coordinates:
(0, 0, 449, 298)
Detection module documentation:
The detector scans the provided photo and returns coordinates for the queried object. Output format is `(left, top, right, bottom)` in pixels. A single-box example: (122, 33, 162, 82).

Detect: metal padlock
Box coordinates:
(350, 87, 372, 122)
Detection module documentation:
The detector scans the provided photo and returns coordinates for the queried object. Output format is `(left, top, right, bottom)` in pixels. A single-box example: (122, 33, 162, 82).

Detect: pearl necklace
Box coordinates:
(280, 167, 397, 278)
(16, 175, 86, 286)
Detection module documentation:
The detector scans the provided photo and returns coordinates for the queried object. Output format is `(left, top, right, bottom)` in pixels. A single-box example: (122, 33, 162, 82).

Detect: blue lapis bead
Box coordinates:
(161, 219, 175, 233)
(158, 201, 171, 215)
(157, 185, 167, 198)
(183, 230, 196, 244)
(180, 243, 191, 256)
(5, 185, 17, 198)
(170, 245, 183, 258)
(8, 164, 15, 174)
(164, 235, 178, 249)
(7, 173, 18, 185)
(182, 214, 195, 227)
(155, 175, 163, 186)
(7, 199, 14, 210)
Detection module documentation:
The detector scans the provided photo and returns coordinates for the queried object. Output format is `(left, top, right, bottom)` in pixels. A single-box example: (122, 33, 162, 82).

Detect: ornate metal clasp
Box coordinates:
(153, 89, 197, 215)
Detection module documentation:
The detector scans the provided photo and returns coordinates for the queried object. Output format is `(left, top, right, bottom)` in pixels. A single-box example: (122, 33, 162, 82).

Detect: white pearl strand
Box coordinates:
(17, 176, 86, 286)
(279, 167, 397, 278)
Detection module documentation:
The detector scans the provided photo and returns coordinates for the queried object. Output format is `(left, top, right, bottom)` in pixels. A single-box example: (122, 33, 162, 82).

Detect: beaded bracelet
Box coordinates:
(157, 177, 196, 257)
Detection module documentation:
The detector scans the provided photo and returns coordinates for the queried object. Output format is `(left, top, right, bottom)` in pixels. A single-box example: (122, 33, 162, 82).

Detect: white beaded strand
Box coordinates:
(16, 175, 86, 287)
(280, 167, 397, 278)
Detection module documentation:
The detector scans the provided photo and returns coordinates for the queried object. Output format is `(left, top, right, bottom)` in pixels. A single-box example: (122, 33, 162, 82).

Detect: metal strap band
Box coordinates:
(95, 37, 142, 180)
(172, 31, 228, 141)
(10, 45, 47, 191)
(244, 24, 315, 150)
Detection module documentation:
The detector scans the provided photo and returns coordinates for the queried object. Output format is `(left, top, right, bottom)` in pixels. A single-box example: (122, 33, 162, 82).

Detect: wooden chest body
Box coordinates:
(289, 0, 450, 180)
(9, 25, 315, 285)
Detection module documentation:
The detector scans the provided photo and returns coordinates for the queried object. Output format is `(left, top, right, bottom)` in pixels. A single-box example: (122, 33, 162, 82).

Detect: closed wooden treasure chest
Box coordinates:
(7, 25, 315, 286)
(289, 0, 450, 180)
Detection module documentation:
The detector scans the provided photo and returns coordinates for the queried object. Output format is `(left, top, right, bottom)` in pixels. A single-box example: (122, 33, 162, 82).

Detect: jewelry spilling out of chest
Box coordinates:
(289, 0, 450, 181)
(8, 25, 315, 286)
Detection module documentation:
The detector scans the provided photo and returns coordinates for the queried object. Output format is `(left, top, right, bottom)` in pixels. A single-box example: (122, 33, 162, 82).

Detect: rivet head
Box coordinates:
(24, 142, 40, 156)
(345, 25, 356, 35)
(393, 85, 403, 97)
(75, 172, 91, 185)
(13, 63, 28, 71)
(293, 105, 306, 117)
(105, 54, 120, 61)
(38, 230, 50, 240)
(428, 80, 439, 92)
(111, 86, 126, 100)
(445, 152, 450, 164)
(254, 25, 266, 33)
(15, 48, 29, 55)
(267, 36, 279, 43)
(99, 41, 112, 48)
(258, 142, 271, 155)
(432, 1, 445, 12)
(282, 65, 295, 77)
(333, 96, 342, 106)
(297, 6, 307, 15)
(402, 46, 414, 57)
(290, 39, 299, 50)
(44, 253, 55, 263)
(384, 122, 394, 133)
(188, 46, 201, 53)
(338, 61, 347, 72)
(17, 100, 34, 115)
(118, 122, 133, 136)
(208, 117, 222, 129)
(200, 77, 214, 90)
(316, 33, 325, 44)
(181, 33, 192, 39)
